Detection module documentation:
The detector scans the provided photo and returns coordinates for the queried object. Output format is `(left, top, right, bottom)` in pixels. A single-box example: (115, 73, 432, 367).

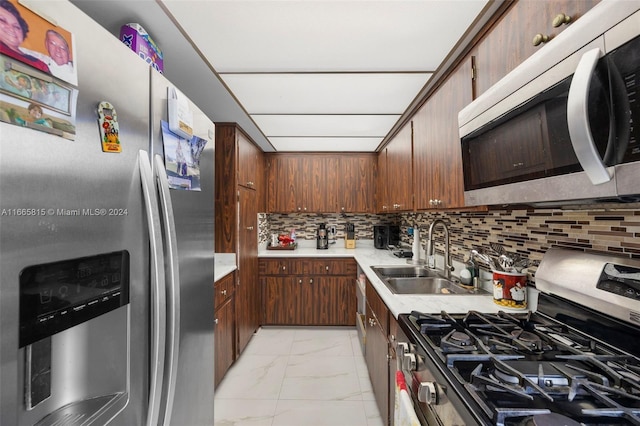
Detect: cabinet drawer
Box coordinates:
(214, 272, 235, 309)
(259, 259, 294, 275)
(306, 258, 357, 275)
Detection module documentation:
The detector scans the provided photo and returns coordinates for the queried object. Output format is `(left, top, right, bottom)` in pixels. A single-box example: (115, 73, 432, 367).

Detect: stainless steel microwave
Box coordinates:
(458, 0, 640, 206)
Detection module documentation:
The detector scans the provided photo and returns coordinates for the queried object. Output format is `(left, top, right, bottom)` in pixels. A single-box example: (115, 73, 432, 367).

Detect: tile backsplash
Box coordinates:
(264, 203, 640, 283)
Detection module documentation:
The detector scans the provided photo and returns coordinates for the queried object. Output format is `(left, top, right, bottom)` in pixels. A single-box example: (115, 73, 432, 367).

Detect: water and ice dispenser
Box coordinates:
(18, 251, 130, 425)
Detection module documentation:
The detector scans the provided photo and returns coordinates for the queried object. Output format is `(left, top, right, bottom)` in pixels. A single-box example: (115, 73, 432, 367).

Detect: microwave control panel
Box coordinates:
(19, 251, 130, 347)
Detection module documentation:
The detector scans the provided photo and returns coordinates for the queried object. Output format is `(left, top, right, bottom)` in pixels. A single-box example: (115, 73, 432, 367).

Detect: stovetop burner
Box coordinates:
(403, 306, 640, 425)
(520, 413, 582, 426)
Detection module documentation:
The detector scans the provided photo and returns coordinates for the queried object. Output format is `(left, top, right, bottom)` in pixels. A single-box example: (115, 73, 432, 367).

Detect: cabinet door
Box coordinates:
(365, 302, 389, 425)
(376, 150, 389, 213)
(214, 297, 235, 387)
(263, 276, 304, 324)
(237, 187, 259, 354)
(385, 124, 413, 212)
(339, 154, 375, 213)
(311, 276, 356, 326)
(413, 58, 472, 210)
(470, 0, 600, 97)
(267, 155, 302, 213)
(237, 131, 260, 190)
(304, 156, 338, 213)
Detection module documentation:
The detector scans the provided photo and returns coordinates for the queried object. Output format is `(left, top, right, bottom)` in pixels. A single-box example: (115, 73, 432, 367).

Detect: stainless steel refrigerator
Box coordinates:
(0, 2, 215, 425)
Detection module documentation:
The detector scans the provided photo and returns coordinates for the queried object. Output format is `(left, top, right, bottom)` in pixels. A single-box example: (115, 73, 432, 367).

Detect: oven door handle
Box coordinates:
(567, 47, 613, 185)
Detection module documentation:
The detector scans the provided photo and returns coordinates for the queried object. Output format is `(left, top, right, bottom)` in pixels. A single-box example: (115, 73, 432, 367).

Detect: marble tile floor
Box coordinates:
(214, 326, 385, 426)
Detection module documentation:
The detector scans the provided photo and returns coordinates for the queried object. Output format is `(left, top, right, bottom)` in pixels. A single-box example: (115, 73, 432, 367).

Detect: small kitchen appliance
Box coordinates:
(345, 222, 356, 249)
(316, 223, 328, 249)
(395, 247, 640, 425)
(459, 1, 640, 206)
(374, 225, 400, 249)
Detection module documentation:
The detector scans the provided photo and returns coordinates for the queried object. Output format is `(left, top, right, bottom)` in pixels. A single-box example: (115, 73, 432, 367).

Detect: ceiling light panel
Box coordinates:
(268, 137, 383, 152)
(219, 73, 431, 114)
(253, 115, 400, 137)
(162, 0, 490, 72)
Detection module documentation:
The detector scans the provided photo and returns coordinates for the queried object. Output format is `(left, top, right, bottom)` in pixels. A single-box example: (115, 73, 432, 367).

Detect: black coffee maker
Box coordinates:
(316, 223, 328, 249)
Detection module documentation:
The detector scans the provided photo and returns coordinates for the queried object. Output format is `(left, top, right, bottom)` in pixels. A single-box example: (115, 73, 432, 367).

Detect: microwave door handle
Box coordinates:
(138, 151, 166, 426)
(153, 154, 181, 426)
(567, 47, 613, 185)
(605, 56, 631, 165)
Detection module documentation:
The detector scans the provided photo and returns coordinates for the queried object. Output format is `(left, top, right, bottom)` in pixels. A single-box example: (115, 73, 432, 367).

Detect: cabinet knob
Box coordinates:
(325, 265, 329, 271)
(382, 205, 388, 211)
(341, 207, 345, 212)
(309, 279, 313, 284)
(552, 13, 571, 27)
(246, 226, 254, 231)
(221, 290, 227, 296)
(282, 265, 286, 271)
(299, 279, 303, 284)
(532, 33, 550, 46)
(214, 318, 219, 325)
(297, 207, 302, 211)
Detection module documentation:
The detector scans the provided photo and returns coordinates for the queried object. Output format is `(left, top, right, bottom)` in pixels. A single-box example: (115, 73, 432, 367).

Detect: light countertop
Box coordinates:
(215, 253, 237, 282)
(259, 240, 539, 318)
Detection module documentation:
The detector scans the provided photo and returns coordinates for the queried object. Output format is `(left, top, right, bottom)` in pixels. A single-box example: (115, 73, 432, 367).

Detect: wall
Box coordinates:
(262, 203, 640, 284)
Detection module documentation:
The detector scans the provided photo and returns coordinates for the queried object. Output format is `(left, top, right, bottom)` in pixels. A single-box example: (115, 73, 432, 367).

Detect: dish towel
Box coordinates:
(394, 371, 421, 426)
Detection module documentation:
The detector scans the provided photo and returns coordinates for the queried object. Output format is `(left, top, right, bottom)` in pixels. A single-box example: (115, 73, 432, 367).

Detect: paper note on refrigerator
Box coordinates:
(161, 120, 207, 191)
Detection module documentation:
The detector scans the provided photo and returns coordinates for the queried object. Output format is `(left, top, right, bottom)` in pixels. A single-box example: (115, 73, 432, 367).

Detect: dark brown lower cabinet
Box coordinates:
(261, 258, 356, 326)
(365, 278, 391, 425)
(365, 302, 390, 425)
(214, 272, 235, 387)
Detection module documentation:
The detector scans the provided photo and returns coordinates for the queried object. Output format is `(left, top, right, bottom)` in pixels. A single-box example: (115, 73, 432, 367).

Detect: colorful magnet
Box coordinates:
(98, 101, 121, 153)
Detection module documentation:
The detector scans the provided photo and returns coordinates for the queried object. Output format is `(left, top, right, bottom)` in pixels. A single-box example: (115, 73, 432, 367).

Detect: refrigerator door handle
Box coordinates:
(139, 151, 167, 426)
(153, 154, 181, 426)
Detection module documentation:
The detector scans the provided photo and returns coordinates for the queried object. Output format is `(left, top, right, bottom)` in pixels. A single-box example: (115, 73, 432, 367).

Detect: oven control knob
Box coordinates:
(402, 353, 416, 371)
(396, 342, 409, 356)
(418, 381, 437, 405)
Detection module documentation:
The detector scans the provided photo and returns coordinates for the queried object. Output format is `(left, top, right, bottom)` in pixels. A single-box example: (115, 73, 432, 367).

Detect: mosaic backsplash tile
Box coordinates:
(263, 203, 640, 284)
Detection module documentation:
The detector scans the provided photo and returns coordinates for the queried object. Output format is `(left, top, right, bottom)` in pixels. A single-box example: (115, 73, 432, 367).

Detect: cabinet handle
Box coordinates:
(246, 226, 254, 231)
(552, 13, 571, 27)
(221, 290, 227, 296)
(532, 33, 550, 46)
(214, 318, 219, 325)
(382, 205, 388, 211)
(246, 181, 254, 187)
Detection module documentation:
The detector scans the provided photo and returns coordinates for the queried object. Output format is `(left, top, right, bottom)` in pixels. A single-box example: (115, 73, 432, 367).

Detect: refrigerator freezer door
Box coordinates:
(0, 2, 153, 425)
(150, 72, 215, 425)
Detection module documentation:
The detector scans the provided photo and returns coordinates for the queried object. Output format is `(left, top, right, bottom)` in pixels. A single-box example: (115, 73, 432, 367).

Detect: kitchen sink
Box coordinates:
(370, 265, 441, 278)
(371, 265, 488, 295)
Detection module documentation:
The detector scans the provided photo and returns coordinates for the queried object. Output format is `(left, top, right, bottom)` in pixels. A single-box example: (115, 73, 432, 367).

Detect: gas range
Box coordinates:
(397, 248, 640, 426)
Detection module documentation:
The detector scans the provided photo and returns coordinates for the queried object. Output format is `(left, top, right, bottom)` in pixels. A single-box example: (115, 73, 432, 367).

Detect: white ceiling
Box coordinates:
(160, 0, 491, 152)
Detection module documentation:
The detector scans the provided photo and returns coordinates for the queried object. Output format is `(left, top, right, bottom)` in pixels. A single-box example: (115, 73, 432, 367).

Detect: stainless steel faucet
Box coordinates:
(426, 219, 454, 278)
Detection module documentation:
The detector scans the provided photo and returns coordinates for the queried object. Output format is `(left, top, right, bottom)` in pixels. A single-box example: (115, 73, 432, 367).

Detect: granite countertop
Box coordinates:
(259, 239, 539, 318)
(215, 253, 237, 282)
